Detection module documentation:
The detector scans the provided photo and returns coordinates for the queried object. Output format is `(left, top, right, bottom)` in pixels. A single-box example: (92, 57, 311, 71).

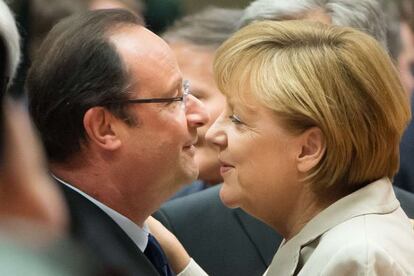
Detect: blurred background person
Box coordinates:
(155, 19, 414, 275)
(163, 7, 242, 198)
(0, 1, 99, 274)
(0, 0, 66, 238)
(180, 0, 251, 14)
(384, 0, 414, 193)
(89, 0, 144, 14)
(30, 0, 145, 59)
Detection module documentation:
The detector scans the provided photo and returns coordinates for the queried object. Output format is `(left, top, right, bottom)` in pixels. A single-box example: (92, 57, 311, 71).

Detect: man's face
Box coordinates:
(110, 26, 209, 206)
(170, 43, 226, 185)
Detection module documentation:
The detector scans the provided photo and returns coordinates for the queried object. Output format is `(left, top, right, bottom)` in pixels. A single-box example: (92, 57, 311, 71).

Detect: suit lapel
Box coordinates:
(233, 208, 282, 266)
(57, 180, 159, 275)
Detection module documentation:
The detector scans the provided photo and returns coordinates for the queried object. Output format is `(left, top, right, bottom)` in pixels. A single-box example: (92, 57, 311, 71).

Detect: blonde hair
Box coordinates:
(214, 20, 410, 191)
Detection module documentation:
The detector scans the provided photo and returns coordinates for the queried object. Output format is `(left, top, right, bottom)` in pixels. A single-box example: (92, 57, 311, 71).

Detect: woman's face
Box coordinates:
(206, 97, 303, 220)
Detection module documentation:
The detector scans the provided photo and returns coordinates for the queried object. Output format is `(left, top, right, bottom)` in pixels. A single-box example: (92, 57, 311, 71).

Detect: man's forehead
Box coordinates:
(109, 25, 166, 56)
(109, 25, 182, 97)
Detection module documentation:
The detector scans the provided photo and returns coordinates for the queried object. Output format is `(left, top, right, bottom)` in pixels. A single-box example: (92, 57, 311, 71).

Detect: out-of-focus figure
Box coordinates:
(29, 0, 144, 60)
(380, 0, 414, 193)
(0, 0, 67, 239)
(163, 7, 242, 198)
(0, 1, 99, 274)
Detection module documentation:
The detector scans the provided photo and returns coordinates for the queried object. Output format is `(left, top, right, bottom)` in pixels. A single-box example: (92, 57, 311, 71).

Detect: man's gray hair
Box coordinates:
(240, 0, 387, 51)
(0, 0, 20, 83)
(163, 6, 243, 49)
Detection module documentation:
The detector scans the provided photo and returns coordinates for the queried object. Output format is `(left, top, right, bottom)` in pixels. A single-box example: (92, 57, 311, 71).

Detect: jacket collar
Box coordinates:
(266, 177, 399, 276)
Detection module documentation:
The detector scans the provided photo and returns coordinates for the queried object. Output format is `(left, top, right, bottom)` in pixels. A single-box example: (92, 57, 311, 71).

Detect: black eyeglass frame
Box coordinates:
(105, 80, 191, 106)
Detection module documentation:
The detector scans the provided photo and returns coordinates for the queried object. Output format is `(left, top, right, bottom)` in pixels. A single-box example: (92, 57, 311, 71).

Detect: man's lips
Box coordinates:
(183, 138, 198, 156)
(183, 137, 198, 149)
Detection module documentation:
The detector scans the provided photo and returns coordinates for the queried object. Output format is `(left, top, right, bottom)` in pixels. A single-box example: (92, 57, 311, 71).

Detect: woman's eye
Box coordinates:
(191, 92, 204, 100)
(229, 114, 243, 124)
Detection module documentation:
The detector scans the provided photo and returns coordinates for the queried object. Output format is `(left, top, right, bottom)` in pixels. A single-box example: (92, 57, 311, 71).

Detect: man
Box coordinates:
(27, 9, 208, 275)
(154, 1, 414, 276)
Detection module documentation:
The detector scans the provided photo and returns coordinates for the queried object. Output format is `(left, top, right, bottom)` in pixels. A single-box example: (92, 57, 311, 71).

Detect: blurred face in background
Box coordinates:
(88, 0, 143, 17)
(89, 0, 128, 10)
(171, 42, 226, 185)
(398, 21, 414, 98)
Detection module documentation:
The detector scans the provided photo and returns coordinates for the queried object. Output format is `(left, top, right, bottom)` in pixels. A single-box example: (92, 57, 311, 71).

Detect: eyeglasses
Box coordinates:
(106, 80, 191, 108)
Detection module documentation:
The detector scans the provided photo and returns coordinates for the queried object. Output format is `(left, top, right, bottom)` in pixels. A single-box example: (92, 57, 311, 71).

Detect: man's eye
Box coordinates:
(229, 114, 243, 124)
(165, 96, 182, 105)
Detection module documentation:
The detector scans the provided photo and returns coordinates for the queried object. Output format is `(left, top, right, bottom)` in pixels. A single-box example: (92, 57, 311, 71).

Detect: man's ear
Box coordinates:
(83, 107, 122, 151)
(297, 127, 325, 173)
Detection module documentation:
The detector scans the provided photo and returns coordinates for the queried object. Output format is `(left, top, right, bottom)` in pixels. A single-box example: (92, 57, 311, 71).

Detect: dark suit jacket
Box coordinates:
(154, 184, 414, 276)
(394, 96, 414, 193)
(58, 181, 160, 276)
(154, 185, 282, 276)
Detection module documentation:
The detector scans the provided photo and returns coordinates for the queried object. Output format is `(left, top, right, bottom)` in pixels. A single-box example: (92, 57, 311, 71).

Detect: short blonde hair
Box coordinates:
(214, 20, 410, 191)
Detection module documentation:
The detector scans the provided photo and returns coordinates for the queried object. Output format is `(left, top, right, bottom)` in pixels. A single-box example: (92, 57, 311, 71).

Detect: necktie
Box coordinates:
(144, 233, 175, 276)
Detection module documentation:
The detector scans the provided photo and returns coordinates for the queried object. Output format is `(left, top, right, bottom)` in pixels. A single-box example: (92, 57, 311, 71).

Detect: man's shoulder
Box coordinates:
(55, 179, 160, 275)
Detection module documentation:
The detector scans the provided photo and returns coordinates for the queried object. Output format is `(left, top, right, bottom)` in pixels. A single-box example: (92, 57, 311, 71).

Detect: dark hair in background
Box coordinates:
(28, 0, 145, 60)
(27, 9, 143, 163)
(28, 0, 87, 60)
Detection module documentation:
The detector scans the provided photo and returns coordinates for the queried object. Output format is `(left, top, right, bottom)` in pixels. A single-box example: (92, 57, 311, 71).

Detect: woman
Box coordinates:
(150, 20, 414, 275)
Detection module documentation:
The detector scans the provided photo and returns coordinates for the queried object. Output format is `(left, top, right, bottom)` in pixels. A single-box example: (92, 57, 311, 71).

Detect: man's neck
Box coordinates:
(50, 162, 150, 226)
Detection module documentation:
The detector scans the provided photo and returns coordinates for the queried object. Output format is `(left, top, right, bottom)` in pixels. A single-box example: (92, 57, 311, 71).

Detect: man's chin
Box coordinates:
(178, 162, 199, 185)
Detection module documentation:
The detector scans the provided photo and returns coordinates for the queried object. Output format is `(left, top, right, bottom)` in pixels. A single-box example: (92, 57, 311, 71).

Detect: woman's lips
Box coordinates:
(219, 160, 234, 175)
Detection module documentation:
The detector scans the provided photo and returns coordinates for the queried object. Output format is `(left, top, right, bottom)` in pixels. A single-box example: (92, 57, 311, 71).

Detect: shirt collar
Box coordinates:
(52, 175, 149, 252)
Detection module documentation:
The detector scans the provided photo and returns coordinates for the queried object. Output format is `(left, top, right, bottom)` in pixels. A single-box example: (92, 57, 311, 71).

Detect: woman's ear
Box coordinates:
(297, 127, 325, 173)
(83, 107, 122, 151)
